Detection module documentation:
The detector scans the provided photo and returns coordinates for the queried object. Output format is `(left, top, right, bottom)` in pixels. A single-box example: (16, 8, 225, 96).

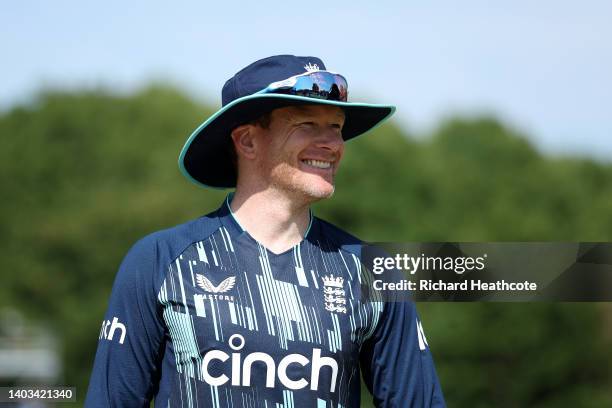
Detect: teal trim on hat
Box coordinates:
(179, 93, 396, 189)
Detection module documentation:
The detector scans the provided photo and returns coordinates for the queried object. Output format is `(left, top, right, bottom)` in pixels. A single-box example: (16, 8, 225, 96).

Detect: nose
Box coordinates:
(314, 127, 344, 155)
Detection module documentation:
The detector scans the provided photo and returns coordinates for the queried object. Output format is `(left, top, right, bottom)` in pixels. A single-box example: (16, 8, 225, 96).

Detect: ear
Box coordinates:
(230, 124, 258, 160)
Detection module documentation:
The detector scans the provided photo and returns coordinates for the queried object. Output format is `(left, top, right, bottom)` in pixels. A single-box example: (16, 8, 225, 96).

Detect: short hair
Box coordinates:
(249, 112, 272, 129)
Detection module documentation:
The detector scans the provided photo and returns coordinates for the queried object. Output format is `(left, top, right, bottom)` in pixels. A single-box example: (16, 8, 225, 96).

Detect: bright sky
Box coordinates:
(2, 1, 611, 159)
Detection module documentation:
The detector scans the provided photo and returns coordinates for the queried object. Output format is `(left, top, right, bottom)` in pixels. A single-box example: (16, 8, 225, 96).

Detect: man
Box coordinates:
(85, 55, 445, 407)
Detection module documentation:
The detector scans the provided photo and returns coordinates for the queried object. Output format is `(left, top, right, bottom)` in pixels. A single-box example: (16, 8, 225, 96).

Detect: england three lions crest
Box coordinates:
(322, 275, 347, 314)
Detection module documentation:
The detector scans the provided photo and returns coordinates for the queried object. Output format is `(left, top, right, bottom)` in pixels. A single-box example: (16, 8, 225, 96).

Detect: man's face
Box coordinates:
(255, 104, 346, 201)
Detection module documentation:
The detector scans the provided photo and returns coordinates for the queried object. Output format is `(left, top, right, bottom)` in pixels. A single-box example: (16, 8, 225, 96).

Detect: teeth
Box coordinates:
(303, 159, 331, 169)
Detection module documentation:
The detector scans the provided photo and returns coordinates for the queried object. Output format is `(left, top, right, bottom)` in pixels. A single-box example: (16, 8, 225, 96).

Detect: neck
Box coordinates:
(229, 187, 312, 254)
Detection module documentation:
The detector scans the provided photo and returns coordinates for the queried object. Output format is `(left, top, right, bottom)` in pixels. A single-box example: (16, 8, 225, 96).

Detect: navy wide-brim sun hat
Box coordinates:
(179, 55, 396, 189)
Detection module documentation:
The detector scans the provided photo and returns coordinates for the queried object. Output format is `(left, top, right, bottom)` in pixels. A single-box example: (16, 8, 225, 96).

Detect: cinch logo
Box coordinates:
(99, 317, 126, 344)
(202, 334, 338, 392)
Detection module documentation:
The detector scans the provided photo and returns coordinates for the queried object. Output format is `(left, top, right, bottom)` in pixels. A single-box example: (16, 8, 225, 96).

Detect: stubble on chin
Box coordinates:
(269, 164, 336, 202)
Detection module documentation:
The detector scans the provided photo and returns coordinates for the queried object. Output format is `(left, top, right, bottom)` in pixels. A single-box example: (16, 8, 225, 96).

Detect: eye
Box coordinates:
(299, 121, 316, 126)
(329, 123, 343, 132)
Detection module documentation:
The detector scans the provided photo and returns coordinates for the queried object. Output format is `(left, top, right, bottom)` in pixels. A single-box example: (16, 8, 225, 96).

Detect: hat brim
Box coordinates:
(179, 94, 396, 189)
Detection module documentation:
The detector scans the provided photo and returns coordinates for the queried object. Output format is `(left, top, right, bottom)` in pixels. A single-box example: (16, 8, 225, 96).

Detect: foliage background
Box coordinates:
(1, 86, 611, 406)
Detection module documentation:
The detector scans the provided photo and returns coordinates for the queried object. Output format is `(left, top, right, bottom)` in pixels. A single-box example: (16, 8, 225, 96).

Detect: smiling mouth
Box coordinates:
(301, 159, 332, 170)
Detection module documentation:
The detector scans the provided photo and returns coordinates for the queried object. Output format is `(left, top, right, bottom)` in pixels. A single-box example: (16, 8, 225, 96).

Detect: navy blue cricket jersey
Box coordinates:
(85, 195, 446, 407)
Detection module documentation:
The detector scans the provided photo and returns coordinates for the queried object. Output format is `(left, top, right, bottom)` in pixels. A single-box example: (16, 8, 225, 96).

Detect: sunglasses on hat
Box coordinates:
(257, 71, 348, 102)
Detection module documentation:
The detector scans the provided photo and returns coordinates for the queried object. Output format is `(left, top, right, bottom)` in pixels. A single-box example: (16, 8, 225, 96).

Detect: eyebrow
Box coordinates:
(290, 106, 346, 119)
